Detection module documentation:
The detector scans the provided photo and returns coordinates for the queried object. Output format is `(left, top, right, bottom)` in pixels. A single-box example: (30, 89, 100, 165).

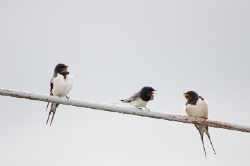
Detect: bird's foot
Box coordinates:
(66, 96, 70, 100)
(194, 116, 207, 122)
(197, 117, 207, 120)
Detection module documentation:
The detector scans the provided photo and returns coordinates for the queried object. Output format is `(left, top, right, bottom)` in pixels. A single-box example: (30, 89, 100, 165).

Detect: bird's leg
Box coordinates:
(66, 96, 69, 100)
(145, 107, 150, 111)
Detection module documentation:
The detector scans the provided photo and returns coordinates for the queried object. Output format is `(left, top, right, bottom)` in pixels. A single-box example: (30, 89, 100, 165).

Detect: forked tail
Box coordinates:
(46, 103, 59, 126)
(195, 124, 216, 158)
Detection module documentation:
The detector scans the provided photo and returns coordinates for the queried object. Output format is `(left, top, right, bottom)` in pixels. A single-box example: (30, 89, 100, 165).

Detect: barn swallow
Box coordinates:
(121, 86, 156, 110)
(183, 91, 216, 157)
(46, 63, 74, 125)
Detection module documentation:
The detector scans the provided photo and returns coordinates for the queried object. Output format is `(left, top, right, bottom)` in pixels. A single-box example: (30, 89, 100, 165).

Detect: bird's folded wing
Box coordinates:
(50, 76, 54, 96)
(122, 90, 141, 102)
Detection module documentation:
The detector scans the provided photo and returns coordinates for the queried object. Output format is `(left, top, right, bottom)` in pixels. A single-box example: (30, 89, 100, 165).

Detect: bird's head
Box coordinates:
(183, 91, 198, 102)
(54, 63, 68, 74)
(141, 86, 156, 99)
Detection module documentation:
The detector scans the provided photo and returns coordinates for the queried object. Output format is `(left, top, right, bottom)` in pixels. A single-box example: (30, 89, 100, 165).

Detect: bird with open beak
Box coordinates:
(183, 91, 216, 157)
(121, 86, 156, 110)
(46, 63, 74, 125)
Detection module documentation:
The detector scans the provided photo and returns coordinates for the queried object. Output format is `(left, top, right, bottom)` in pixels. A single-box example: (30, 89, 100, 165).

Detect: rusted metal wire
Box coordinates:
(0, 88, 249, 133)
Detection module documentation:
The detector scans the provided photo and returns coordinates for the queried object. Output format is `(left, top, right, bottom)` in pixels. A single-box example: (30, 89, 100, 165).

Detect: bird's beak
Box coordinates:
(183, 93, 190, 97)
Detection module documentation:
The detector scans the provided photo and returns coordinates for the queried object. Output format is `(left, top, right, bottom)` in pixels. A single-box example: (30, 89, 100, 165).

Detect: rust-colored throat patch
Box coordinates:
(61, 67, 68, 72)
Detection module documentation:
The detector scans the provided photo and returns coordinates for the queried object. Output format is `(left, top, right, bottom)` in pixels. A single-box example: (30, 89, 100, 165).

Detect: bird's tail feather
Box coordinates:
(195, 124, 216, 157)
(45, 102, 50, 112)
(204, 126, 216, 155)
(120, 100, 129, 103)
(46, 103, 59, 126)
(111, 100, 125, 105)
(195, 125, 207, 158)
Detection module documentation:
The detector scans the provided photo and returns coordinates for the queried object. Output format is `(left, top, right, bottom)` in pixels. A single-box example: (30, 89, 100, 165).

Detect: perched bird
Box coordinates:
(46, 63, 74, 125)
(183, 91, 216, 157)
(121, 86, 156, 110)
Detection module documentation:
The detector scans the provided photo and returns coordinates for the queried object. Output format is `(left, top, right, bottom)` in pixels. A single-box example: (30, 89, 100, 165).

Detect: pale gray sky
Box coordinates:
(1, 1, 250, 165)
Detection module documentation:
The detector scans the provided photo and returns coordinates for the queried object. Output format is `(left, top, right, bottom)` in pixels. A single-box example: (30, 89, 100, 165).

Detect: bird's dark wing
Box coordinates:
(50, 83, 53, 95)
(50, 77, 53, 95)
(46, 76, 54, 111)
(199, 96, 204, 100)
(121, 90, 141, 103)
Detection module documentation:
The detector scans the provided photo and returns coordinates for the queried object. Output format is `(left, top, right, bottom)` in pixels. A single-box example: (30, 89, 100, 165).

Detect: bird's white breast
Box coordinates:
(184, 99, 208, 118)
(52, 74, 74, 97)
(130, 97, 148, 108)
